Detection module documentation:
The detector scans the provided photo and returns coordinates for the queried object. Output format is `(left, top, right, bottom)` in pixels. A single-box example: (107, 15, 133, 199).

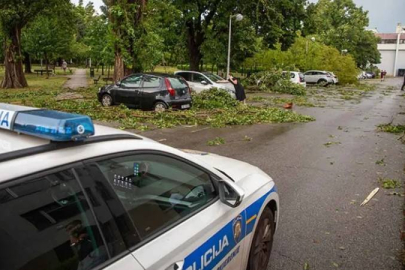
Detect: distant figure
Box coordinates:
(228, 74, 246, 103)
(381, 70, 386, 81)
(401, 73, 405, 91)
(62, 60, 68, 73)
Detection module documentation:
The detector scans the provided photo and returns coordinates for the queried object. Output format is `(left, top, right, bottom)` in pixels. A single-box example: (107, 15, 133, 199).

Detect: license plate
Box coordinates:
(181, 104, 190, 109)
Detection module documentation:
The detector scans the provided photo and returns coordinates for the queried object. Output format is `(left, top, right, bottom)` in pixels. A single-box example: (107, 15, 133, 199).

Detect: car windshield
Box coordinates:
(203, 72, 225, 83)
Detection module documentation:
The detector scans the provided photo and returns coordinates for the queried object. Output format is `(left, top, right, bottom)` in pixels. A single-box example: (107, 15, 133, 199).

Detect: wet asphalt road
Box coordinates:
(142, 78, 405, 270)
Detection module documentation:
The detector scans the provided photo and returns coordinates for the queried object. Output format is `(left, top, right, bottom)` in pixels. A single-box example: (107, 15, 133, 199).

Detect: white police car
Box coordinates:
(0, 103, 279, 270)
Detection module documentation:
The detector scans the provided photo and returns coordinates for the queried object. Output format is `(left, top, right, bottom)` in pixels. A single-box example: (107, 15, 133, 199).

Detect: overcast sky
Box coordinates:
(71, 0, 404, 33)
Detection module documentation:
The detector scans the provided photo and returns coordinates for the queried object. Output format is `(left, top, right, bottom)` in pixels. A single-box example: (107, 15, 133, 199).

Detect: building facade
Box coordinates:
(375, 24, 405, 76)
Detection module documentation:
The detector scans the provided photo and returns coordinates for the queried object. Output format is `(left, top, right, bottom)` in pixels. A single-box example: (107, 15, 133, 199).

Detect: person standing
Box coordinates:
(228, 74, 246, 104)
(62, 60, 68, 73)
(401, 72, 405, 91)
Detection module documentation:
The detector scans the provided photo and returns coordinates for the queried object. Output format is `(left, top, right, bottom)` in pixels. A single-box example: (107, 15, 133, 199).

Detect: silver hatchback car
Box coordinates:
(175, 71, 236, 98)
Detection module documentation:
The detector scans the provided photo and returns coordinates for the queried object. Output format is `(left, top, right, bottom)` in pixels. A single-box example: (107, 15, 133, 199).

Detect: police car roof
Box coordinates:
(0, 124, 140, 156)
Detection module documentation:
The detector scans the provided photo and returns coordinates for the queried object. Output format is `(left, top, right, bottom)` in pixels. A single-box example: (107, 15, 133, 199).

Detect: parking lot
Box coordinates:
(142, 78, 405, 269)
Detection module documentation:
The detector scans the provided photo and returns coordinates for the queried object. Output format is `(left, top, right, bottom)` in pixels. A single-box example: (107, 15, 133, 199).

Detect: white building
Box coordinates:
(376, 24, 405, 76)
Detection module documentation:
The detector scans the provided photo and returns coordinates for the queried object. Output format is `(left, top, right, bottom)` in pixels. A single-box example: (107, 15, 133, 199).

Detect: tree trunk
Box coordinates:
(113, 49, 125, 82)
(188, 42, 202, 71)
(24, 52, 32, 74)
(1, 27, 28, 88)
(45, 54, 50, 79)
(187, 26, 203, 71)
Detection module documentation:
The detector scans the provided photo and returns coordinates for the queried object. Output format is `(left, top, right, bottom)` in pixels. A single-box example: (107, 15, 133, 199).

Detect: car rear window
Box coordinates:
(143, 76, 161, 87)
(168, 78, 188, 89)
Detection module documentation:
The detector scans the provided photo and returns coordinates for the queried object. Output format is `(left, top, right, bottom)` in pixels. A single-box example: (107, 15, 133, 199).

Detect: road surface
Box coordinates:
(142, 78, 405, 270)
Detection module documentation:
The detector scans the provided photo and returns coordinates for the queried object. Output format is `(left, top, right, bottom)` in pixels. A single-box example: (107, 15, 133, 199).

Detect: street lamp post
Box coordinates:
(226, 13, 243, 79)
(305, 37, 315, 70)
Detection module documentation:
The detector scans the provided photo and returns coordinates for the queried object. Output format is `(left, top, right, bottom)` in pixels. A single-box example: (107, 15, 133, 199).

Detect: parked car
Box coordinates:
(303, 70, 334, 85)
(98, 73, 192, 112)
(0, 103, 279, 270)
(365, 71, 376, 79)
(282, 71, 306, 87)
(326, 72, 339, 84)
(175, 71, 236, 98)
(358, 71, 367, 80)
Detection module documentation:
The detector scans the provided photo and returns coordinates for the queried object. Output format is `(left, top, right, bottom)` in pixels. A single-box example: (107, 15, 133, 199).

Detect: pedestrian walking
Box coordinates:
(380, 70, 385, 81)
(228, 74, 246, 104)
(401, 73, 405, 91)
(62, 60, 68, 73)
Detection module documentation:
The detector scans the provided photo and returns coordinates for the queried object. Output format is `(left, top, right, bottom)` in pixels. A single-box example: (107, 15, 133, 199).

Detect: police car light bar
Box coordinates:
(0, 103, 95, 142)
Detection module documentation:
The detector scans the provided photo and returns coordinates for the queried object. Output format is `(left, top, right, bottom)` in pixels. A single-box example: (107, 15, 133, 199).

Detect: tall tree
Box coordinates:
(305, 0, 380, 68)
(0, 0, 70, 88)
(22, 15, 75, 77)
(172, 0, 307, 71)
(106, 0, 147, 81)
(171, 0, 234, 71)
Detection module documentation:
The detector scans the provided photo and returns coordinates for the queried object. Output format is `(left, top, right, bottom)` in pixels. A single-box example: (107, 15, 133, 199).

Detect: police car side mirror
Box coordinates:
(218, 180, 244, 208)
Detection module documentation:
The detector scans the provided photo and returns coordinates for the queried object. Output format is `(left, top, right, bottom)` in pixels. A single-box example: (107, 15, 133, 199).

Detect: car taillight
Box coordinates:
(164, 78, 175, 97)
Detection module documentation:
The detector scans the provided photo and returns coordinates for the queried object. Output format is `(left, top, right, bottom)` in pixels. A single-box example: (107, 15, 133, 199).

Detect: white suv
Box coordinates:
(282, 71, 306, 87)
(304, 70, 334, 85)
(0, 103, 279, 270)
(175, 71, 236, 98)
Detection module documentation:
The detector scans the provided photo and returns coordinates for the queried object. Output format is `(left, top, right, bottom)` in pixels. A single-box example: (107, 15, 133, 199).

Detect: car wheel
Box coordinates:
(101, 94, 113, 107)
(317, 79, 328, 86)
(154, 101, 168, 112)
(247, 207, 275, 270)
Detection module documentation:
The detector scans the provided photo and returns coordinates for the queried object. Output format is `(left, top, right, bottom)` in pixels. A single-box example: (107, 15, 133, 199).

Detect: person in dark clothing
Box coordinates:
(401, 73, 405, 91)
(228, 74, 246, 103)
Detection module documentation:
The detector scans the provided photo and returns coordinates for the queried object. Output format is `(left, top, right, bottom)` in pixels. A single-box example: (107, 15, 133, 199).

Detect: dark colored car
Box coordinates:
(97, 73, 192, 111)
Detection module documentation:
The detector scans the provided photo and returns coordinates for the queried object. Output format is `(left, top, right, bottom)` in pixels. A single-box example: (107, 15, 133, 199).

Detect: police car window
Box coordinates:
(92, 154, 216, 240)
(0, 170, 109, 270)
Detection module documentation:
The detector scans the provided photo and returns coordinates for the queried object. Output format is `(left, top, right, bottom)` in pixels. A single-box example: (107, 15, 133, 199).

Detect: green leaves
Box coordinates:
(207, 137, 226, 146)
(244, 37, 359, 84)
(378, 124, 405, 134)
(379, 178, 401, 189)
(304, 0, 380, 68)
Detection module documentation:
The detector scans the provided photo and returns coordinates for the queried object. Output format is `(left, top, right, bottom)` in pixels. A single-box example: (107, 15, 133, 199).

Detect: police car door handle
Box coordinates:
(166, 261, 184, 270)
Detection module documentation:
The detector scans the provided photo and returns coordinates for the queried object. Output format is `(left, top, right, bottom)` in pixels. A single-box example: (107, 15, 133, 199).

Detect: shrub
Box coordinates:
(192, 88, 239, 109)
(245, 70, 306, 95)
(273, 80, 306, 96)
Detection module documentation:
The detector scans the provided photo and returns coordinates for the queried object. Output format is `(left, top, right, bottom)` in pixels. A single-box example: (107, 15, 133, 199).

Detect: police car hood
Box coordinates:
(183, 150, 264, 182)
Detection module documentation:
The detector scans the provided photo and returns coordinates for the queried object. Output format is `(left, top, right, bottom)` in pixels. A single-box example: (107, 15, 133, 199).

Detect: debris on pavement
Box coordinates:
(324, 141, 341, 147)
(360, 188, 380, 206)
(380, 178, 401, 189)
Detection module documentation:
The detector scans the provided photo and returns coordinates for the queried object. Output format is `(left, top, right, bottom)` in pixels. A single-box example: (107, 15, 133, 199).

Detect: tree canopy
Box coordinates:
(304, 0, 380, 68)
(0, 0, 381, 88)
